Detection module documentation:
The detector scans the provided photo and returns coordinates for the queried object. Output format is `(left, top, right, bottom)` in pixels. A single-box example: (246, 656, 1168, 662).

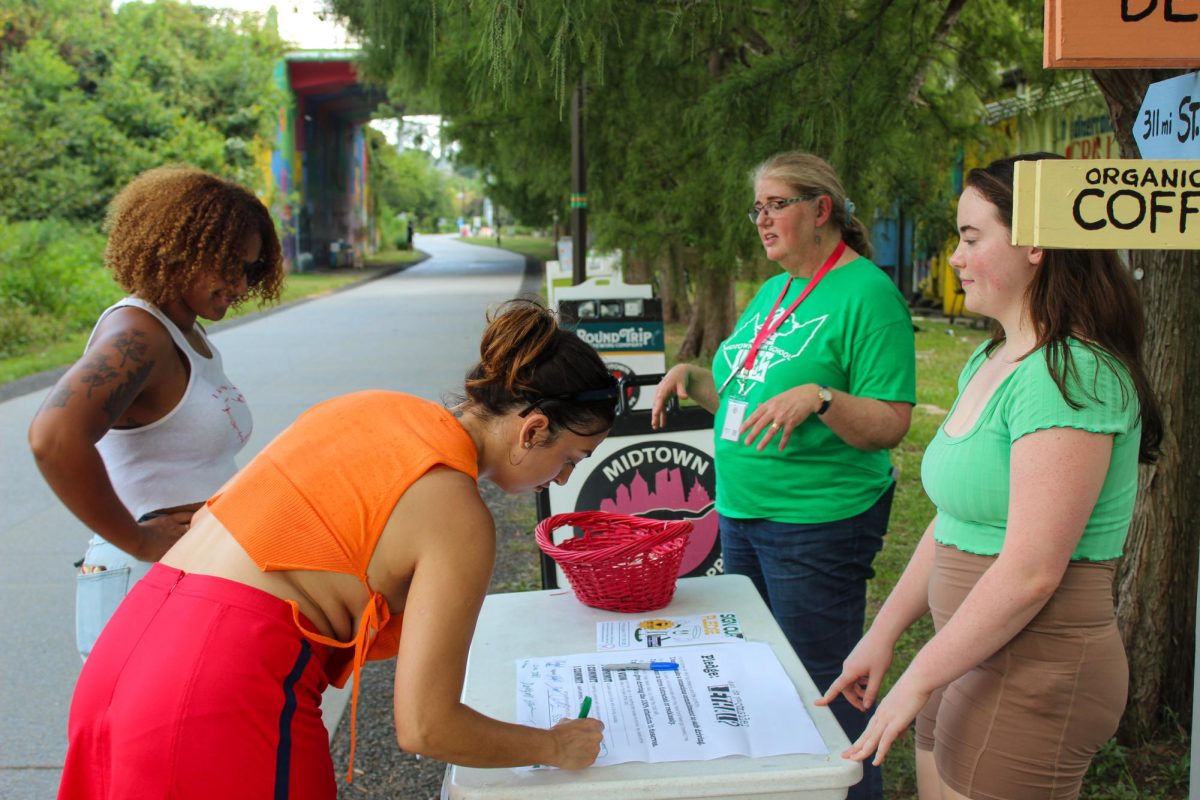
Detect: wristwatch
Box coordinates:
(816, 385, 833, 416)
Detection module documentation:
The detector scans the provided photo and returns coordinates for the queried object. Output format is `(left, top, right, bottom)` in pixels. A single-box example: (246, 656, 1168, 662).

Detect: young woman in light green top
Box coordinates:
(819, 153, 1162, 800)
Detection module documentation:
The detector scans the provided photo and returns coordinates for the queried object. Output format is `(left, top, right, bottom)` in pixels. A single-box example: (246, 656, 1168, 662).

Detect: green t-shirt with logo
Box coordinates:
(921, 340, 1142, 561)
(712, 257, 916, 524)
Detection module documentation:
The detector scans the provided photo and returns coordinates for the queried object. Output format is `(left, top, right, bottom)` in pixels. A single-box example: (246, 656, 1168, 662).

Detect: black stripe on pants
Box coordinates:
(275, 640, 313, 799)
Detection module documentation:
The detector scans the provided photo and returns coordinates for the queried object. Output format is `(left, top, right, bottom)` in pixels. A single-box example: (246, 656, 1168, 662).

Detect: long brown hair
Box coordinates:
(462, 299, 617, 437)
(966, 153, 1162, 462)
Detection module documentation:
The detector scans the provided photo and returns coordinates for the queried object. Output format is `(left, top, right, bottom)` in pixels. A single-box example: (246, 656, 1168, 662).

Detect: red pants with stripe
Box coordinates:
(59, 564, 335, 799)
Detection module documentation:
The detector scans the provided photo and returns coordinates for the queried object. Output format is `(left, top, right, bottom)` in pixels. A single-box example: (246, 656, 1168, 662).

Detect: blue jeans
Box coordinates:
(719, 482, 894, 800)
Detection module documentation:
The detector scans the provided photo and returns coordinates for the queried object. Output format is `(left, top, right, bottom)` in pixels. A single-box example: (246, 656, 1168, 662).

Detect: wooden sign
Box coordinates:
(1013, 159, 1200, 249)
(1045, 0, 1200, 69)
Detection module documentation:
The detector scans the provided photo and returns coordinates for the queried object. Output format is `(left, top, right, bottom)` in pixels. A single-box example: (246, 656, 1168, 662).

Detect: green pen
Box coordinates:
(578, 695, 593, 718)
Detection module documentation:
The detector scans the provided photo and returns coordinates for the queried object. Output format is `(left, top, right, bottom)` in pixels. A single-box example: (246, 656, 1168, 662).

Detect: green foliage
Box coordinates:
(0, 219, 115, 358)
(330, 0, 1044, 352)
(0, 0, 285, 223)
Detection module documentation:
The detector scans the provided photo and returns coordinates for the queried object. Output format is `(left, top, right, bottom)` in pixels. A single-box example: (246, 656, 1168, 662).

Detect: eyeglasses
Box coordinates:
(747, 195, 816, 224)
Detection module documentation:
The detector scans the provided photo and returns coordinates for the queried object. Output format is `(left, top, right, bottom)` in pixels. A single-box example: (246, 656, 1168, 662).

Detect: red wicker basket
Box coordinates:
(535, 511, 693, 613)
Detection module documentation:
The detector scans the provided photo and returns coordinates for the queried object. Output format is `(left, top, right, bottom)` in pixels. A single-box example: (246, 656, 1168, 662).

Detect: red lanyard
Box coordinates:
(741, 240, 846, 372)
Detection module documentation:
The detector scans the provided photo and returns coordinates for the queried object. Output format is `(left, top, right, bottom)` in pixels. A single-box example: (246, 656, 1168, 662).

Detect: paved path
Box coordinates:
(0, 234, 533, 799)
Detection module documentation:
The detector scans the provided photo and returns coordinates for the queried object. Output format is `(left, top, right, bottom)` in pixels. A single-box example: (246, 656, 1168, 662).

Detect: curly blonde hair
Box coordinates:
(103, 166, 284, 308)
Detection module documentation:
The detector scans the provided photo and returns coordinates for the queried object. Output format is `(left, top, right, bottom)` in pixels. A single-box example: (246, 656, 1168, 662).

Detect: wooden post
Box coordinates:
(571, 79, 587, 286)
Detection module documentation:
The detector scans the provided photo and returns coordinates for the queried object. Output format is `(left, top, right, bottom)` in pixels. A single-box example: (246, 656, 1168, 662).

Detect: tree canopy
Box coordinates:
(331, 0, 1045, 354)
(0, 0, 285, 223)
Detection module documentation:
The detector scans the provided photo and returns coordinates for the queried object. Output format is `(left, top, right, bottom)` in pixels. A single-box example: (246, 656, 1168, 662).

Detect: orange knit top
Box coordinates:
(207, 390, 479, 777)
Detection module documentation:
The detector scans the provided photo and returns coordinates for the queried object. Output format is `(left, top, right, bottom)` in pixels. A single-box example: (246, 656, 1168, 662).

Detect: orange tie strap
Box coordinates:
(289, 592, 390, 783)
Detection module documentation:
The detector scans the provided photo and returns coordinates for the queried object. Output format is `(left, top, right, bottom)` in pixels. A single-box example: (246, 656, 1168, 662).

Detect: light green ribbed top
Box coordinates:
(921, 339, 1141, 561)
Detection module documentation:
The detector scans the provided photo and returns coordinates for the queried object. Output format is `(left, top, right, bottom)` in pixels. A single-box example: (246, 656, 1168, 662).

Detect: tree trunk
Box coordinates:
(678, 266, 735, 362)
(1092, 68, 1200, 741)
(626, 252, 652, 284)
(658, 243, 692, 324)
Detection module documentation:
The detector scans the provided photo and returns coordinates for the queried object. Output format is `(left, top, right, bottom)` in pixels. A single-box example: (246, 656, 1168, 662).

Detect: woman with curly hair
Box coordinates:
(28, 165, 285, 660)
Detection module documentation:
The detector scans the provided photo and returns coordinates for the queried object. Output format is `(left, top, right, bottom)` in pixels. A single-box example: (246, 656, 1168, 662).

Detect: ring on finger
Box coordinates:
(769, 422, 780, 430)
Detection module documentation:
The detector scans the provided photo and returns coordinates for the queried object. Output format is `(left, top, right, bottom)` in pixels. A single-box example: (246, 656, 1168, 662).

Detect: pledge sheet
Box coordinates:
(515, 642, 826, 767)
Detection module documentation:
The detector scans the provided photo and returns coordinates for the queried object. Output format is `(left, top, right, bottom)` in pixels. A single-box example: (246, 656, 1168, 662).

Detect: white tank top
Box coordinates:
(88, 298, 253, 529)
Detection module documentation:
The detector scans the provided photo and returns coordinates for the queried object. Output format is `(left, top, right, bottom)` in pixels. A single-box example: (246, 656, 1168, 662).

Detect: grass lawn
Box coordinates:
(0, 266, 413, 386)
(456, 234, 558, 265)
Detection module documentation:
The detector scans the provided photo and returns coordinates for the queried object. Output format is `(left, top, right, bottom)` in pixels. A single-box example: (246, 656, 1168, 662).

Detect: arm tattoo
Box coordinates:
(112, 330, 150, 368)
(79, 355, 119, 399)
(101, 359, 155, 425)
(41, 386, 74, 410)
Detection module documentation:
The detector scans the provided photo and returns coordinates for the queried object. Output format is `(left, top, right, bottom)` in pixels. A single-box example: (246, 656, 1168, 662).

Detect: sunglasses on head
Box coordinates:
(517, 385, 622, 419)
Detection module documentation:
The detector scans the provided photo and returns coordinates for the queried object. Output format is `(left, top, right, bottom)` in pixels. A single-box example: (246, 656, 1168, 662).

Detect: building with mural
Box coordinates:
(256, 50, 387, 272)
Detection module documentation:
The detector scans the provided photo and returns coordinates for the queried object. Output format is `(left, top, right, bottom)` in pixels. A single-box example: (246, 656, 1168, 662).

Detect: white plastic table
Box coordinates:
(441, 574, 860, 800)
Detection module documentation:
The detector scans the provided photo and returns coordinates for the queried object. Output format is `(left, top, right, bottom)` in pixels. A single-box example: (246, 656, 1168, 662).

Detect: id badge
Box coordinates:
(721, 400, 748, 441)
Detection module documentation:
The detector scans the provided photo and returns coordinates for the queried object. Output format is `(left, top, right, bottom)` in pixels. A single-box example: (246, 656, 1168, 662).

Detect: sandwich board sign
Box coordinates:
(537, 407, 722, 591)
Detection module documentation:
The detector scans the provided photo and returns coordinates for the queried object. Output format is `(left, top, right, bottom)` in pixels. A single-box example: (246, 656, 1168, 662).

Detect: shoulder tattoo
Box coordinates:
(100, 359, 155, 424)
(79, 354, 119, 399)
(112, 329, 151, 367)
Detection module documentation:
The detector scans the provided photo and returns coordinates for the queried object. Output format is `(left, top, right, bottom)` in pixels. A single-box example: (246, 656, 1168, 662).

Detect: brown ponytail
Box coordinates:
(462, 299, 617, 436)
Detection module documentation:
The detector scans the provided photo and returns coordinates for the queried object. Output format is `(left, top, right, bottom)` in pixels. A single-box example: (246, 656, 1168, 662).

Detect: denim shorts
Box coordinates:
(76, 536, 153, 661)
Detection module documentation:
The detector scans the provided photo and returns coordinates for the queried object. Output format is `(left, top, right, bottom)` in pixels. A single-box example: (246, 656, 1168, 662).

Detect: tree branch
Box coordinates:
(906, 0, 970, 106)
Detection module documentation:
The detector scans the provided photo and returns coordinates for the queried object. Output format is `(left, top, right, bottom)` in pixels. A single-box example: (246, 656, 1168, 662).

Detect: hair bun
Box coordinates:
(475, 299, 559, 394)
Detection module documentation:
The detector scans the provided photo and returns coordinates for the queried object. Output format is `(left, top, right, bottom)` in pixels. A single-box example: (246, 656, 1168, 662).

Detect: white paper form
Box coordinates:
(515, 642, 826, 767)
(596, 612, 745, 651)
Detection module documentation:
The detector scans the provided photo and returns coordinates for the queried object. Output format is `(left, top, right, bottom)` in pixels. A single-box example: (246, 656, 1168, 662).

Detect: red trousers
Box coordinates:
(59, 564, 335, 799)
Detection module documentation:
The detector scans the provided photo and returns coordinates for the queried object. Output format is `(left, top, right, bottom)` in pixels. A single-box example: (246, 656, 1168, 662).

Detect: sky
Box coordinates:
(214, 0, 355, 49)
(113, 1, 357, 50)
(112, 2, 446, 151)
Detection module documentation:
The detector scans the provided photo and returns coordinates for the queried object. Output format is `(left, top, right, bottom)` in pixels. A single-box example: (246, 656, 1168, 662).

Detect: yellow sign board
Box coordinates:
(1013, 159, 1200, 249)
(1045, 0, 1200, 69)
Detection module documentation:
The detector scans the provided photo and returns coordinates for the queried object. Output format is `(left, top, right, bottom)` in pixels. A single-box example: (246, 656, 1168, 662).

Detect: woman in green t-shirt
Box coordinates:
(652, 151, 916, 800)
(821, 153, 1162, 800)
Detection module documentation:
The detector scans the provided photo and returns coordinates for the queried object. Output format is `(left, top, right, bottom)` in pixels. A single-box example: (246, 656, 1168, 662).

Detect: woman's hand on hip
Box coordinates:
(840, 671, 932, 767)
(740, 385, 821, 450)
(817, 631, 895, 713)
(134, 510, 194, 561)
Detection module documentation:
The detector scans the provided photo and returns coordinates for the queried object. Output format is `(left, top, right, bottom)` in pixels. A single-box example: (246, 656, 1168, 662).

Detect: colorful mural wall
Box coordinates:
(259, 52, 382, 272)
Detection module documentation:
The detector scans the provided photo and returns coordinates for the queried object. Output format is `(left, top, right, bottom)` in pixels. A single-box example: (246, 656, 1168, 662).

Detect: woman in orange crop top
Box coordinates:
(58, 300, 617, 800)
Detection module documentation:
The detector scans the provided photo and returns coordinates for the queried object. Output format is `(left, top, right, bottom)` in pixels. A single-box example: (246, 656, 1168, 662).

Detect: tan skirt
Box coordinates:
(914, 544, 1127, 800)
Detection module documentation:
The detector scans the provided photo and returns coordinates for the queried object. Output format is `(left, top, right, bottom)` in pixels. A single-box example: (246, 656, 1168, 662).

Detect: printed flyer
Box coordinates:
(596, 612, 744, 651)
(515, 641, 825, 767)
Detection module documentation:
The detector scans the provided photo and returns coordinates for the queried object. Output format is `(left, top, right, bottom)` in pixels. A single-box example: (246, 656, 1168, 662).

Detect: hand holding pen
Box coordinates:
(548, 696, 603, 769)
